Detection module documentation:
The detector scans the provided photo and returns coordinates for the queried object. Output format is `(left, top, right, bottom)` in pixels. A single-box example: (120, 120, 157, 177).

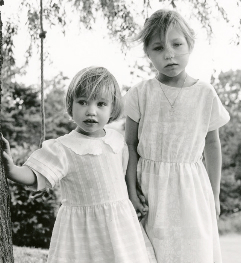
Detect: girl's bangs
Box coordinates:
(74, 76, 116, 101)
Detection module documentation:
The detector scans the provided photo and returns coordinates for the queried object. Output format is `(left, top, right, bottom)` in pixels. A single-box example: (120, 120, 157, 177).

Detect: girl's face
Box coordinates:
(146, 26, 191, 78)
(72, 95, 112, 137)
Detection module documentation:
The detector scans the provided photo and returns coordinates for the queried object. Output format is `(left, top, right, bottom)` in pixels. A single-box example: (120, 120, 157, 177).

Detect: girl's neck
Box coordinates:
(156, 72, 188, 88)
(75, 127, 106, 138)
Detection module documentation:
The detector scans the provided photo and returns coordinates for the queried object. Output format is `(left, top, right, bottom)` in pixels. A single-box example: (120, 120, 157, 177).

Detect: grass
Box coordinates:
(13, 246, 48, 263)
(11, 213, 241, 262)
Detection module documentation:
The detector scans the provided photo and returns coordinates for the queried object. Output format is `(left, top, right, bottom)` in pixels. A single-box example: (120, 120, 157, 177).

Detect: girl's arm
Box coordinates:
(125, 116, 148, 216)
(204, 129, 222, 217)
(1, 135, 37, 186)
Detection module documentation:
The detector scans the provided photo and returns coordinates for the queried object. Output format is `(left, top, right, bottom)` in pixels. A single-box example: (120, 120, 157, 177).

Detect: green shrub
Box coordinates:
(10, 181, 59, 249)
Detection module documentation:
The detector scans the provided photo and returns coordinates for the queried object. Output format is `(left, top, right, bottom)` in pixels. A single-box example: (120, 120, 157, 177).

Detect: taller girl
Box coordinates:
(125, 9, 230, 263)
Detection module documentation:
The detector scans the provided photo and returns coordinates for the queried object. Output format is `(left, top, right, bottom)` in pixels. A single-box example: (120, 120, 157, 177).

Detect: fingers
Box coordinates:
(137, 194, 148, 212)
(136, 203, 148, 221)
(130, 191, 149, 220)
(1, 134, 11, 153)
(1, 135, 13, 162)
(30, 189, 50, 201)
(2, 151, 13, 162)
(135, 201, 148, 220)
(138, 194, 145, 204)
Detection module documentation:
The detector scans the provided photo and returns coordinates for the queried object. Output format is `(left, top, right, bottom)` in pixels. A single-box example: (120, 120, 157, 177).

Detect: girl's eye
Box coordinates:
(98, 102, 107, 107)
(78, 100, 87, 106)
(173, 43, 182, 47)
(153, 46, 164, 51)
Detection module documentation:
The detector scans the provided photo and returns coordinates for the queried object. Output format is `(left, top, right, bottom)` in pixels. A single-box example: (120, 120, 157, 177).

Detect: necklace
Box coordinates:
(157, 74, 187, 116)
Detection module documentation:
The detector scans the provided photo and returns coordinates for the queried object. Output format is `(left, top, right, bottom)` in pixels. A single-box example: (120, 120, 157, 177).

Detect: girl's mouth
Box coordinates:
(165, 63, 178, 68)
(84, 119, 98, 124)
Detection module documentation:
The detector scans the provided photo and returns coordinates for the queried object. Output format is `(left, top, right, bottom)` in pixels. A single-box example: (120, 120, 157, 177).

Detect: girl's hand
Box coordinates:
(1, 134, 14, 175)
(130, 194, 148, 220)
(1, 134, 36, 186)
(137, 194, 148, 221)
(30, 188, 50, 201)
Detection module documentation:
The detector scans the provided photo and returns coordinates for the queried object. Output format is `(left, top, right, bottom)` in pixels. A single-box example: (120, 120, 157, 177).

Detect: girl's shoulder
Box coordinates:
(132, 78, 156, 90)
(55, 129, 125, 156)
(193, 80, 218, 97)
(41, 138, 65, 153)
(103, 128, 125, 153)
(28, 138, 67, 164)
(126, 78, 157, 98)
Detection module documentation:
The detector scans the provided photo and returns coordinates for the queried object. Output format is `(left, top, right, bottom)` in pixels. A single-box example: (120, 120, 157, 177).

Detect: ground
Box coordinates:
(13, 234, 241, 263)
(220, 234, 241, 263)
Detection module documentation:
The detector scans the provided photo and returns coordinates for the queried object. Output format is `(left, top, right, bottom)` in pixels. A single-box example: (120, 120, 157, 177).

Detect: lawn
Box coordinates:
(13, 234, 241, 263)
(12, 212, 241, 262)
(13, 246, 48, 263)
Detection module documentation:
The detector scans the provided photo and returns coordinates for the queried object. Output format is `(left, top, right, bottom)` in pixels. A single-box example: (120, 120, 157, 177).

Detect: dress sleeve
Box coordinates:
(124, 86, 141, 123)
(23, 139, 68, 189)
(28, 171, 52, 191)
(208, 92, 230, 131)
(122, 142, 129, 175)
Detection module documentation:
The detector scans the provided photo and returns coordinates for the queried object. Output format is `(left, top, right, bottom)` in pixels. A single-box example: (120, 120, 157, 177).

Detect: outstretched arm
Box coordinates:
(1, 135, 37, 186)
(125, 116, 148, 217)
(204, 129, 222, 218)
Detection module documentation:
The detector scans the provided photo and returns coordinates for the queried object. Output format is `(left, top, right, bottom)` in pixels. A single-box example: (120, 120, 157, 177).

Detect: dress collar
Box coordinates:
(56, 128, 124, 155)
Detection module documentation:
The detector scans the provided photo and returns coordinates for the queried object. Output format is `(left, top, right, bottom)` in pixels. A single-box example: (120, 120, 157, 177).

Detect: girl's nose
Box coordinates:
(164, 47, 174, 60)
(86, 105, 97, 116)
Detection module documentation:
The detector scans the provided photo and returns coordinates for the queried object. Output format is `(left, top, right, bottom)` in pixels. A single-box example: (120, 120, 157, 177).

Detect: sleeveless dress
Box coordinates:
(125, 78, 230, 263)
(24, 128, 156, 263)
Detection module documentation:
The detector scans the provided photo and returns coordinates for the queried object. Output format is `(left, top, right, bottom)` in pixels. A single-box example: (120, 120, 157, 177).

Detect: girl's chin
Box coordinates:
(75, 127, 105, 137)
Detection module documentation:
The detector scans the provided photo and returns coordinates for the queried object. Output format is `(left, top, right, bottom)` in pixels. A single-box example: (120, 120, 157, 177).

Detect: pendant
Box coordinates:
(169, 107, 175, 116)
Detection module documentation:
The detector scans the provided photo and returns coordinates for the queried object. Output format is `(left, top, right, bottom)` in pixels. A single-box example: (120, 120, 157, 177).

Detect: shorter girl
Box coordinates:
(2, 66, 156, 263)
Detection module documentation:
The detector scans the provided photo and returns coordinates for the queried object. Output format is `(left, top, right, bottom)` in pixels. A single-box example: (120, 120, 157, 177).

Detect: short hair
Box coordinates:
(133, 9, 195, 53)
(66, 66, 122, 123)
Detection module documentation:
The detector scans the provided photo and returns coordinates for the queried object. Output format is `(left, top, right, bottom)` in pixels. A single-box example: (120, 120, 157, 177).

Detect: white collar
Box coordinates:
(56, 128, 124, 155)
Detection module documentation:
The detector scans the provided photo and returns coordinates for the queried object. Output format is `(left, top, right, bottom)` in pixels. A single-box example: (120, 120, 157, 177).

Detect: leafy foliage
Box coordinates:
(2, 65, 71, 248)
(3, 0, 241, 70)
(10, 181, 58, 249)
(212, 70, 241, 215)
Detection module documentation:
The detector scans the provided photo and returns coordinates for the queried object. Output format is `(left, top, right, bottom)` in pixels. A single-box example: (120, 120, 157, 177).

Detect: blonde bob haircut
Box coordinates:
(133, 9, 195, 54)
(66, 66, 123, 123)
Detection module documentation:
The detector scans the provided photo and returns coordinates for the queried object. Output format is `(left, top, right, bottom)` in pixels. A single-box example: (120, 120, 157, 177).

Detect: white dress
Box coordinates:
(125, 78, 230, 263)
(24, 128, 156, 263)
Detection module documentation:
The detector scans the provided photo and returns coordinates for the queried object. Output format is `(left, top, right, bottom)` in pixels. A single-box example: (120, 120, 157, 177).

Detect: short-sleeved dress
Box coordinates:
(24, 128, 156, 263)
(125, 78, 230, 263)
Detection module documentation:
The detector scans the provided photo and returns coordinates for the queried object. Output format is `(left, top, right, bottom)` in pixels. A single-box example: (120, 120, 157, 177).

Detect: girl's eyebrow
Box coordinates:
(75, 97, 110, 102)
(151, 41, 164, 46)
(98, 98, 110, 102)
(74, 97, 87, 101)
(171, 37, 184, 41)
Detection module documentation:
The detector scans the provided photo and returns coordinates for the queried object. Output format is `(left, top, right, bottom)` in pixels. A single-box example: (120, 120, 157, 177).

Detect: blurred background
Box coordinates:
(1, 0, 241, 262)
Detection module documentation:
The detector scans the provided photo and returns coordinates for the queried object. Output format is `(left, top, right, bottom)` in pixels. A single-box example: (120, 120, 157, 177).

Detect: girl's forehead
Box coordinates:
(151, 26, 186, 44)
(75, 89, 112, 100)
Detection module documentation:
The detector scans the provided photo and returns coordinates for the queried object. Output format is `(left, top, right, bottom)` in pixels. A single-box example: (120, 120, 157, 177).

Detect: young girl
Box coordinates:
(125, 9, 230, 263)
(2, 66, 156, 263)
